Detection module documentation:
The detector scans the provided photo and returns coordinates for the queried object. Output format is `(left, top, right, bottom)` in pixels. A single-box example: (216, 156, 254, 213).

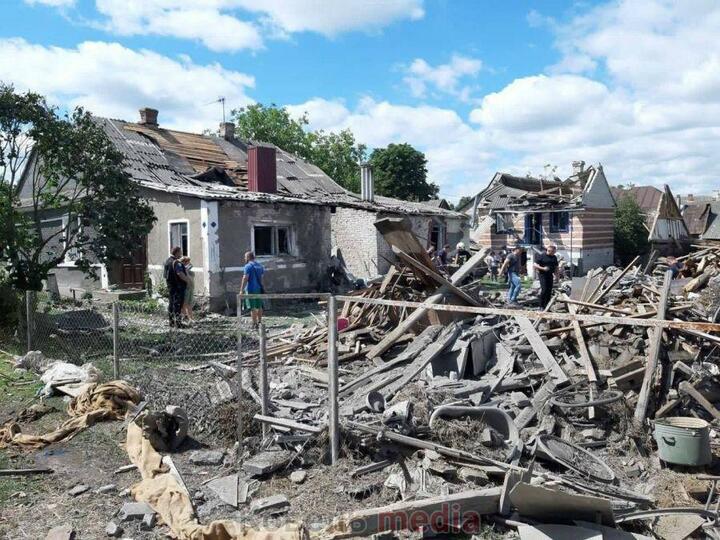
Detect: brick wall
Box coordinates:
(331, 207, 380, 279)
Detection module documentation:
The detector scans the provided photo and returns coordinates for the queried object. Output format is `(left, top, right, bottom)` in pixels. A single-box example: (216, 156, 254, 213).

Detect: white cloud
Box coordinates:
(238, 0, 424, 37)
(94, 1, 263, 52)
(90, 0, 424, 52)
(403, 54, 482, 101)
(0, 39, 255, 132)
(24, 0, 75, 6)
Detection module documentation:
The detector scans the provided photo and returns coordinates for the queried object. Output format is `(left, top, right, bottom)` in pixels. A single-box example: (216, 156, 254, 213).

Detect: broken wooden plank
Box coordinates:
(253, 414, 325, 434)
(515, 317, 569, 386)
(392, 246, 480, 306)
(590, 255, 640, 304)
(633, 269, 672, 425)
(365, 249, 488, 359)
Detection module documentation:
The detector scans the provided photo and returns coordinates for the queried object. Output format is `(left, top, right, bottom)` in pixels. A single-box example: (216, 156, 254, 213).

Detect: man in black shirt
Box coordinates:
(164, 246, 189, 327)
(534, 244, 559, 308)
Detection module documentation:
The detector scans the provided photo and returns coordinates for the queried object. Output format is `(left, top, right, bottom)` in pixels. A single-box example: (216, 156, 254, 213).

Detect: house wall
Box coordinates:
(213, 200, 332, 310)
(331, 207, 381, 279)
(143, 190, 206, 295)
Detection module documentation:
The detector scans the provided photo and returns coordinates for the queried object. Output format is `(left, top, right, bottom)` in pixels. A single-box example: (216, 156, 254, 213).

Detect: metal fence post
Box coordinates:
(25, 290, 33, 353)
(327, 295, 339, 464)
(236, 294, 244, 462)
(112, 302, 120, 379)
(258, 322, 269, 439)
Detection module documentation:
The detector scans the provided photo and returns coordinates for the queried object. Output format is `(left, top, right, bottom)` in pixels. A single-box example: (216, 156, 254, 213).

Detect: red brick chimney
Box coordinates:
(139, 107, 158, 126)
(248, 146, 277, 194)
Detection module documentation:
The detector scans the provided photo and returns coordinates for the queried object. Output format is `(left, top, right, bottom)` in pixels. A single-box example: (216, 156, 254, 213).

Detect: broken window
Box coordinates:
(253, 225, 292, 256)
(550, 212, 570, 233)
(495, 213, 512, 233)
(169, 221, 189, 256)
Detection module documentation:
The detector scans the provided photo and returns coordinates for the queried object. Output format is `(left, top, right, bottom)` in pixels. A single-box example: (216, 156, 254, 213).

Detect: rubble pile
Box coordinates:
(188, 244, 720, 538)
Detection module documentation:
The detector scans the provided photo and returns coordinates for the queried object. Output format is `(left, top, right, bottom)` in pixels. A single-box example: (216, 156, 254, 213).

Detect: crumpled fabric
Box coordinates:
(39, 361, 102, 396)
(0, 381, 141, 449)
(126, 422, 308, 540)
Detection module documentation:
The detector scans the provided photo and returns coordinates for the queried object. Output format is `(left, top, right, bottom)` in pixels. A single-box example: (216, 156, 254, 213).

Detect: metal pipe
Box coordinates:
(112, 302, 120, 379)
(258, 322, 269, 439)
(236, 293, 244, 463)
(327, 295, 339, 464)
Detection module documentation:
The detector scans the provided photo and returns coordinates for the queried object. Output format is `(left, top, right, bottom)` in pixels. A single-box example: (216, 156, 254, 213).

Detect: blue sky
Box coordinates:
(2, 0, 720, 200)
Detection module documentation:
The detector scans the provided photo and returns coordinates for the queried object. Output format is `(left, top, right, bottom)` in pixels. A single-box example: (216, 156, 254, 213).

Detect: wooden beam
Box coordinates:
(334, 295, 720, 333)
(253, 414, 325, 434)
(365, 249, 488, 359)
(392, 246, 479, 306)
(557, 297, 634, 315)
(515, 317, 569, 386)
(590, 255, 640, 303)
(633, 269, 673, 425)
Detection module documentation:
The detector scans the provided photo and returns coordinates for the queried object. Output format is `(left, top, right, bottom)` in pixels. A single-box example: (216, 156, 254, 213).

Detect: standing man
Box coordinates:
(534, 244, 560, 308)
(438, 244, 451, 274)
(241, 251, 265, 328)
(500, 246, 523, 305)
(163, 246, 188, 327)
(454, 242, 472, 266)
(484, 250, 497, 282)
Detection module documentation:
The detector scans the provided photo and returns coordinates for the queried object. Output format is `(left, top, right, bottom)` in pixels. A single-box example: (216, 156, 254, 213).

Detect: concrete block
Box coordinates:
(96, 484, 116, 494)
(189, 450, 225, 466)
(118, 501, 154, 522)
(243, 449, 293, 476)
(251, 494, 290, 515)
(67, 484, 90, 497)
(141, 512, 156, 530)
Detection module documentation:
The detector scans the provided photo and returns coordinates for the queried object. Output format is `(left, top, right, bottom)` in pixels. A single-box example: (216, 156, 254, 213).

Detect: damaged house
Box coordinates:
(459, 161, 615, 275)
(678, 193, 720, 243)
(610, 184, 690, 255)
(21, 108, 466, 309)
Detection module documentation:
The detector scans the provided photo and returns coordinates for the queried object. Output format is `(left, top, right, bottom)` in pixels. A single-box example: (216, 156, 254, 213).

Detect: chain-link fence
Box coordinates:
(23, 291, 241, 374)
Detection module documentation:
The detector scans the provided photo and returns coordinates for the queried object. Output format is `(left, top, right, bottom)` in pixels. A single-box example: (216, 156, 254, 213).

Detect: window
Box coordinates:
(550, 212, 570, 233)
(169, 221, 189, 256)
(253, 225, 292, 256)
(495, 213, 512, 233)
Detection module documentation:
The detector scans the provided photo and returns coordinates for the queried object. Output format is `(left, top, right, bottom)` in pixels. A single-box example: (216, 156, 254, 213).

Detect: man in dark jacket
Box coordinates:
(534, 244, 560, 308)
(164, 246, 189, 327)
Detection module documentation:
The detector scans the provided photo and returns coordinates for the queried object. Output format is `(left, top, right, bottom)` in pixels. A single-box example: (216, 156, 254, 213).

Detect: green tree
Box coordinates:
(614, 196, 649, 265)
(308, 129, 366, 193)
(232, 103, 312, 158)
(0, 85, 156, 290)
(369, 143, 438, 202)
(231, 104, 366, 191)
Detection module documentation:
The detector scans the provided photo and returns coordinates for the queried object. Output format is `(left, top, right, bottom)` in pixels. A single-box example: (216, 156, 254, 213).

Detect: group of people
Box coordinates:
(427, 242, 472, 274)
(163, 246, 196, 326)
(497, 244, 560, 307)
(164, 248, 266, 328)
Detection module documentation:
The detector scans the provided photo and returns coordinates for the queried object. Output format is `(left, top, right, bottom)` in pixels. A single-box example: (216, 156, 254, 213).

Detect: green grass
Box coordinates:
(0, 354, 43, 405)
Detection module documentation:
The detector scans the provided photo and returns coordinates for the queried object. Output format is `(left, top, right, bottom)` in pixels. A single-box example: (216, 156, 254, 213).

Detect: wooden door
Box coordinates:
(119, 240, 147, 289)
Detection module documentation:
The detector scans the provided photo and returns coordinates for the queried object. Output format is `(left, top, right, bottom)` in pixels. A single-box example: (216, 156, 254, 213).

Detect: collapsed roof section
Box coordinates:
(97, 116, 464, 219)
(473, 165, 601, 214)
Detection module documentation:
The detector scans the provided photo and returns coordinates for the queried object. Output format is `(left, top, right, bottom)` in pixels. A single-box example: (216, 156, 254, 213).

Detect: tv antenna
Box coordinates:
(204, 96, 226, 123)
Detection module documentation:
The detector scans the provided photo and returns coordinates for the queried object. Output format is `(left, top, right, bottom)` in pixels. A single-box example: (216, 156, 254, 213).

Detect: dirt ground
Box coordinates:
(0, 304, 508, 539)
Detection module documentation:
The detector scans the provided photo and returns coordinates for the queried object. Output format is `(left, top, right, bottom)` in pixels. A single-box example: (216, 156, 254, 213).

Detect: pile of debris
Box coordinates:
(180, 233, 720, 538)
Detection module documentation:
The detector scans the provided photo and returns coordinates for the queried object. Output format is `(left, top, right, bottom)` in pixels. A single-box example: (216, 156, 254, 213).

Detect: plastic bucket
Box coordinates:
(653, 417, 712, 466)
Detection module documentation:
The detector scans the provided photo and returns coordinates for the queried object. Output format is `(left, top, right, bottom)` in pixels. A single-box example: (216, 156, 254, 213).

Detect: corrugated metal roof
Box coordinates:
(701, 203, 720, 240)
(97, 116, 463, 218)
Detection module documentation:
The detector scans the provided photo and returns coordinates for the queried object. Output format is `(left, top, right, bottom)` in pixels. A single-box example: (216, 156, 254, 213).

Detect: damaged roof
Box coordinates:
(610, 185, 662, 212)
(98, 117, 463, 219)
(467, 170, 592, 213)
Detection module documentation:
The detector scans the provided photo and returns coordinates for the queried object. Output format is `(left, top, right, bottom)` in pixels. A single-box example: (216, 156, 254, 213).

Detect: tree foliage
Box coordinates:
(455, 195, 474, 211)
(614, 196, 649, 265)
(232, 104, 366, 192)
(0, 85, 156, 290)
(369, 143, 438, 202)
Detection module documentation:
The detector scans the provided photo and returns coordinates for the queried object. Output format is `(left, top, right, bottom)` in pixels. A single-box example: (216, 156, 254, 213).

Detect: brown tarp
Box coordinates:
(0, 381, 141, 449)
(125, 422, 308, 540)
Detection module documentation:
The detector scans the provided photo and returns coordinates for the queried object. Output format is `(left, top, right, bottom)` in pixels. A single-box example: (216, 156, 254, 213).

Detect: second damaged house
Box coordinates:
(461, 161, 615, 274)
(20, 108, 466, 309)
(611, 184, 690, 255)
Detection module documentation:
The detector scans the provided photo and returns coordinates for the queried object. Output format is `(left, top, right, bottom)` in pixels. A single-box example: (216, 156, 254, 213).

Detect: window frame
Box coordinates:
(168, 219, 190, 257)
(495, 213, 512, 233)
(549, 211, 570, 233)
(251, 223, 294, 257)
